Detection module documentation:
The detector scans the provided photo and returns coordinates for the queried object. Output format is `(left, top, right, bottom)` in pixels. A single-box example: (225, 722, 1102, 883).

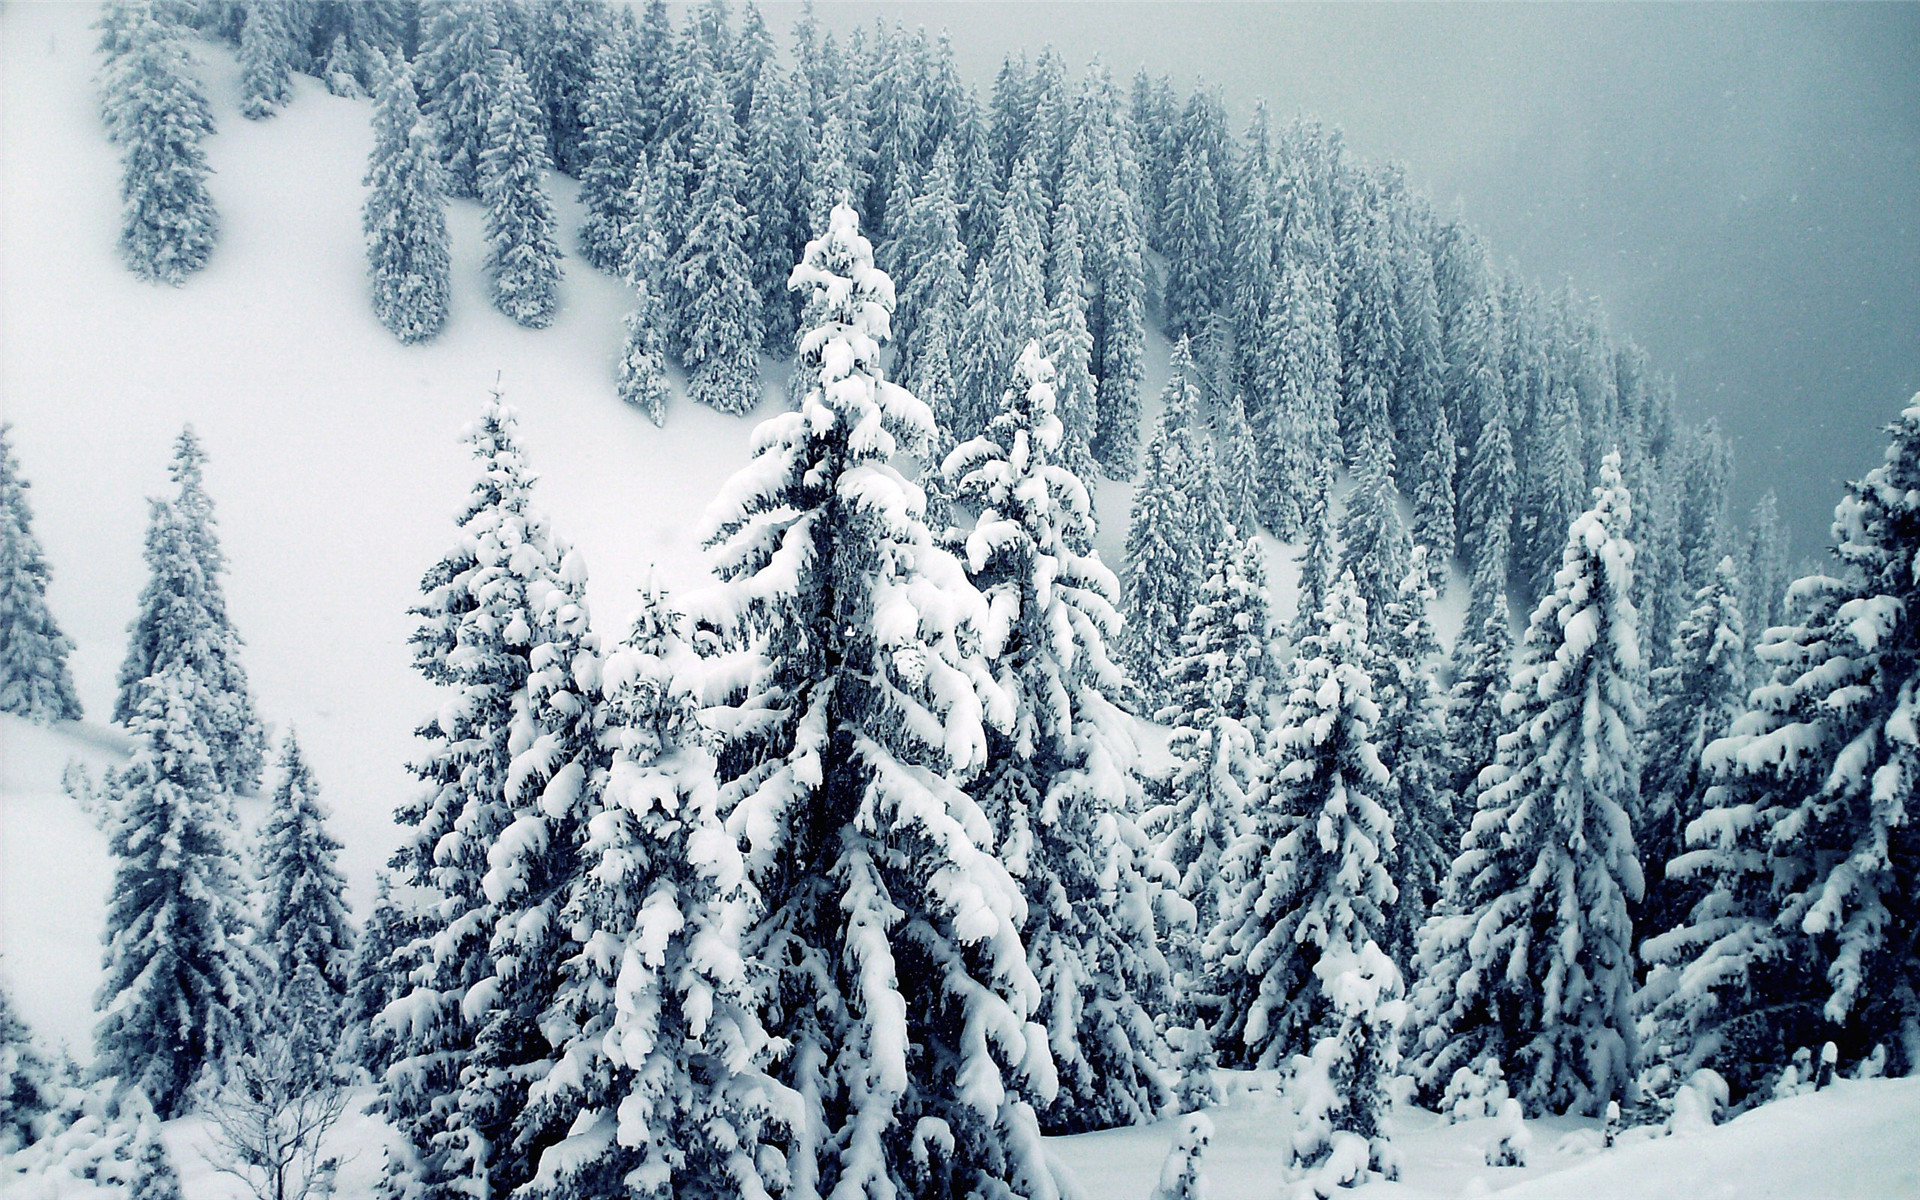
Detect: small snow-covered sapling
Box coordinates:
(1484, 1098, 1530, 1167)
(1150, 1112, 1213, 1200)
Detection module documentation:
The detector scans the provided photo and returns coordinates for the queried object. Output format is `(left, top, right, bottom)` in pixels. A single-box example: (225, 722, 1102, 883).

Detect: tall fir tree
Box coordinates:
(1160, 137, 1225, 342)
(523, 587, 776, 1200)
(363, 61, 452, 344)
(1410, 452, 1643, 1117)
(238, 0, 296, 119)
(573, 18, 647, 274)
(1216, 395, 1260, 538)
(672, 68, 762, 415)
(1739, 489, 1792, 642)
(115, 429, 265, 795)
(1335, 186, 1401, 460)
(947, 343, 1174, 1135)
(257, 731, 356, 1081)
(1257, 214, 1342, 537)
(1374, 545, 1454, 962)
(1210, 572, 1399, 1111)
(1339, 430, 1410, 623)
(416, 0, 499, 199)
(691, 205, 1062, 1199)
(0, 425, 82, 723)
(95, 662, 263, 1117)
(890, 144, 968, 403)
(1150, 532, 1272, 952)
(616, 155, 673, 425)
(1642, 398, 1920, 1095)
(1636, 555, 1746, 946)
(956, 148, 1050, 444)
(740, 62, 811, 351)
(1411, 406, 1457, 589)
(1290, 462, 1338, 644)
(1122, 341, 1210, 709)
(1066, 76, 1148, 479)
(521, 0, 605, 177)
(1042, 198, 1100, 477)
(377, 398, 581, 1200)
(109, 3, 219, 285)
(480, 51, 563, 329)
(1446, 559, 1516, 803)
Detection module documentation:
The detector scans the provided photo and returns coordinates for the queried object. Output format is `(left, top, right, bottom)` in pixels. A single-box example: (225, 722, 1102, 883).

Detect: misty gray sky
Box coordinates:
(764, 2, 1920, 558)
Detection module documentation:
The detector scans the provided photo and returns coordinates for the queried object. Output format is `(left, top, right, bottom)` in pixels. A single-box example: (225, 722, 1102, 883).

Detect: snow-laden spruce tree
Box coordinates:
(1445, 558, 1515, 805)
(237, 0, 295, 119)
(480, 51, 563, 328)
(741, 63, 810, 352)
(377, 398, 581, 1200)
(1410, 451, 1643, 1117)
(1217, 397, 1261, 538)
(95, 662, 263, 1118)
(672, 68, 762, 415)
(1044, 198, 1101, 479)
(1412, 407, 1457, 591)
(1149, 531, 1272, 968)
(1256, 205, 1341, 538)
(416, 0, 498, 199)
(1290, 463, 1337, 645)
(891, 145, 969, 403)
(1161, 138, 1225, 342)
(616, 155, 673, 425)
(523, 586, 778, 1200)
(115, 429, 265, 795)
(455, 500, 603, 1199)
(1282, 942, 1405, 1190)
(364, 61, 451, 344)
(1374, 545, 1454, 961)
(257, 731, 355, 1078)
(1210, 573, 1398, 1074)
(0, 425, 82, 723)
(1338, 428, 1409, 623)
(342, 872, 426, 1080)
(690, 204, 1063, 1199)
(1642, 398, 1920, 1095)
(1636, 555, 1746, 944)
(956, 148, 1050, 443)
(1123, 340, 1217, 709)
(947, 342, 1174, 1135)
(108, 2, 218, 285)
(573, 19, 646, 274)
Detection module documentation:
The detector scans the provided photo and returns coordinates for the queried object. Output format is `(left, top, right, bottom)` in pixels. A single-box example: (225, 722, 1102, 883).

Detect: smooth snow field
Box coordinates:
(5, 5, 1910, 1198)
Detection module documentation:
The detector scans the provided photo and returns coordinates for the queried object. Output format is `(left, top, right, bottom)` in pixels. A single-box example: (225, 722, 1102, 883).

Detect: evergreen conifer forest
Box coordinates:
(3, 4, 1916, 1198)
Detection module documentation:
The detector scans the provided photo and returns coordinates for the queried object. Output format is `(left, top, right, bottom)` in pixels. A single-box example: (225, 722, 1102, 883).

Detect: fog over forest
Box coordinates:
(782, 1, 1920, 553)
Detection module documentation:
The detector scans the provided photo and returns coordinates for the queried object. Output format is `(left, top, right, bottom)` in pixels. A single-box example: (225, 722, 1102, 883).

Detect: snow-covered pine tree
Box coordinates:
(1411, 406, 1457, 592)
(573, 18, 646, 274)
(95, 661, 263, 1117)
(363, 61, 451, 344)
(1161, 136, 1225, 342)
(1210, 572, 1397, 1074)
(342, 872, 426, 1080)
(947, 341, 1174, 1135)
(1123, 341, 1209, 709)
(691, 204, 1061, 1199)
(454, 493, 603, 1200)
(1513, 382, 1585, 604)
(0, 425, 82, 723)
(1043, 198, 1100, 478)
(109, 3, 218, 285)
(257, 731, 355, 1077)
(1338, 429, 1409, 623)
(522, 585, 777, 1200)
(1739, 489, 1791, 643)
(1257, 212, 1342, 537)
(115, 429, 265, 795)
(1282, 942, 1405, 1188)
(1410, 451, 1643, 1117)
(377, 397, 579, 1200)
(321, 33, 362, 99)
(416, 0, 498, 199)
(1636, 556, 1746, 945)
(1445, 559, 1515, 803)
(741, 62, 810, 352)
(1335, 186, 1401, 460)
(237, 0, 295, 119)
(890, 145, 968, 403)
(1149, 1113, 1213, 1200)
(616, 155, 673, 425)
(956, 148, 1049, 444)
(521, 0, 605, 178)
(1150, 531, 1272, 951)
(1440, 229, 1507, 566)
(1217, 396, 1260, 537)
(1290, 463, 1337, 645)
(1642, 398, 1920, 1095)
(672, 67, 762, 415)
(1374, 545, 1454, 962)
(0, 983, 66, 1154)
(480, 50, 563, 328)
